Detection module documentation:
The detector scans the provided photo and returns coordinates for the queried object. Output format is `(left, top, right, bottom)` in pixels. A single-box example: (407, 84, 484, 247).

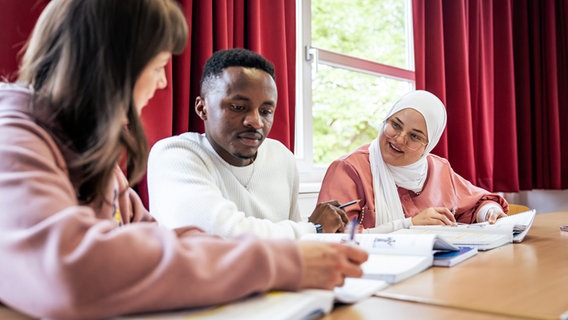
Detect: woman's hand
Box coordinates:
(297, 241, 368, 290)
(411, 207, 456, 226)
(485, 208, 508, 224)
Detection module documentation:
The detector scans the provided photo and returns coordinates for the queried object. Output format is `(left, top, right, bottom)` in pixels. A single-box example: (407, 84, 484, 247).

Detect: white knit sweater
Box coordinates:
(147, 132, 316, 239)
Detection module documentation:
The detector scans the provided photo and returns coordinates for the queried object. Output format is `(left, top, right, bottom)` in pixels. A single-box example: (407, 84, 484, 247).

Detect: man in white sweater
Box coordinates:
(147, 48, 348, 239)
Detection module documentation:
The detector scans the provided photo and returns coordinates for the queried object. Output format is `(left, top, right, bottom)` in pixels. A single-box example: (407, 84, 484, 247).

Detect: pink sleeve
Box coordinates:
(0, 114, 302, 319)
(421, 155, 508, 223)
(318, 146, 376, 228)
(449, 170, 507, 223)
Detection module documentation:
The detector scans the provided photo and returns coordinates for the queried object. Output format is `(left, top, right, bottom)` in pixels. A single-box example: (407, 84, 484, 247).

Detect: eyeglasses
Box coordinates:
(382, 119, 428, 151)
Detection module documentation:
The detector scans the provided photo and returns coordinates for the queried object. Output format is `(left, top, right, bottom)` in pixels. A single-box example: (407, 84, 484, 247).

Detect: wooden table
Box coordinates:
(2, 212, 567, 319)
(0, 305, 34, 320)
(323, 297, 522, 319)
(329, 211, 568, 320)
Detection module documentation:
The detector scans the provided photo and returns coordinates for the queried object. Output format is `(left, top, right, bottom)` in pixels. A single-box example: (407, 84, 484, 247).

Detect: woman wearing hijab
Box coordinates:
(318, 90, 508, 233)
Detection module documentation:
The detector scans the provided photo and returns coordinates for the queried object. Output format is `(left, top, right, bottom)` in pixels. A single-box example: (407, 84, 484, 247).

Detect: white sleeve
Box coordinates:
(476, 203, 504, 222)
(288, 161, 302, 222)
(147, 137, 314, 239)
(363, 218, 413, 233)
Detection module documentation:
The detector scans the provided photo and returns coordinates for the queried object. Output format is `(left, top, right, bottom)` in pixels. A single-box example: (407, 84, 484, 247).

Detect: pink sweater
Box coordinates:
(318, 144, 508, 228)
(0, 87, 302, 319)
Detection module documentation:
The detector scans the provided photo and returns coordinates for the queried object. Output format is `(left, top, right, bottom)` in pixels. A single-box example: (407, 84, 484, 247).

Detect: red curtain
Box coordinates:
(0, 0, 47, 81)
(413, 0, 568, 192)
(153, 0, 297, 145)
(4, 0, 567, 201)
(139, 0, 297, 206)
(0, 0, 296, 208)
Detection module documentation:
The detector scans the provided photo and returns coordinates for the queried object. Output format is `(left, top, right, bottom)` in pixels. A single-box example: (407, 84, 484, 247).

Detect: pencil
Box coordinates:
(339, 199, 361, 209)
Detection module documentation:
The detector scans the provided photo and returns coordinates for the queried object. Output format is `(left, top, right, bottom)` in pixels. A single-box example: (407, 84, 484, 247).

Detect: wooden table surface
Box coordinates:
(369, 211, 568, 320)
(2, 211, 567, 320)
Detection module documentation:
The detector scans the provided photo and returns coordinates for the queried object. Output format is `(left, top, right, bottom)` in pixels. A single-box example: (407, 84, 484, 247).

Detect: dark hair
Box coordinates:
(200, 48, 275, 93)
(17, 0, 188, 205)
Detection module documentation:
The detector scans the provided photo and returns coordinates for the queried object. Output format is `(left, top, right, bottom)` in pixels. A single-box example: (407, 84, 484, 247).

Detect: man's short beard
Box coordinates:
(235, 152, 257, 163)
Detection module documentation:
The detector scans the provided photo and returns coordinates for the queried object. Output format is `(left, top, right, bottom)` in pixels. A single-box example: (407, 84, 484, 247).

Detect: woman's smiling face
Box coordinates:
(379, 108, 428, 167)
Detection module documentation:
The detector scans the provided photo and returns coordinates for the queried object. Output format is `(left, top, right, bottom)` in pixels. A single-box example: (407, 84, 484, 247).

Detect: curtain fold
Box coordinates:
(3, 0, 567, 206)
(491, 0, 518, 191)
(413, 0, 568, 192)
(139, 0, 296, 206)
(0, 0, 47, 81)
(149, 0, 296, 147)
(0, 0, 296, 208)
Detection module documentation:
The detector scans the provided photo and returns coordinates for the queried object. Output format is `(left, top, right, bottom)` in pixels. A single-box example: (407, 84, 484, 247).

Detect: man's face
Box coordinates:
(195, 66, 277, 166)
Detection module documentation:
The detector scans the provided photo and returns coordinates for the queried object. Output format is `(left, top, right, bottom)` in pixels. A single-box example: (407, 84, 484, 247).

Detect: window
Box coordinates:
(295, 0, 415, 184)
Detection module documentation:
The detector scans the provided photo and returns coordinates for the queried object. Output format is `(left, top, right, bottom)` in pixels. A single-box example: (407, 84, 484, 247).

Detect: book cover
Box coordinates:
(496, 209, 536, 242)
(333, 277, 389, 304)
(116, 279, 388, 320)
(115, 290, 335, 320)
(433, 246, 478, 267)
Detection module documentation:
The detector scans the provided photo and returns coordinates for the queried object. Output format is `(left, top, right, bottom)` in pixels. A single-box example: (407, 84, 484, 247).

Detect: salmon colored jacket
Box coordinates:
(318, 144, 508, 229)
(0, 86, 302, 319)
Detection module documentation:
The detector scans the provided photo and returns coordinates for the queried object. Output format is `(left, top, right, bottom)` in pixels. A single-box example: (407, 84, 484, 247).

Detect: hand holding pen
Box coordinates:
(411, 206, 456, 226)
(308, 199, 360, 233)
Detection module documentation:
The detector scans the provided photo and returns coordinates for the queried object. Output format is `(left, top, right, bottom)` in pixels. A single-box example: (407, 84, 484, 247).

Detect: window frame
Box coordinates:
(295, 0, 416, 186)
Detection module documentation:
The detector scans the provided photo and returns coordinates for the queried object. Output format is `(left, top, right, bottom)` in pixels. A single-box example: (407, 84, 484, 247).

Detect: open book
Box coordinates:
(302, 233, 458, 284)
(116, 278, 388, 320)
(392, 209, 536, 251)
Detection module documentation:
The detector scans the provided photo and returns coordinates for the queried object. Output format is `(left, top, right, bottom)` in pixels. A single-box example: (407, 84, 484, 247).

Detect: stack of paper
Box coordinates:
(393, 209, 536, 250)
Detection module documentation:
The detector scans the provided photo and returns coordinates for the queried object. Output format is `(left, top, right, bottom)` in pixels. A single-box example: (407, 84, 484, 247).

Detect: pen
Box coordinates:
(450, 207, 458, 226)
(340, 217, 359, 246)
(339, 199, 361, 209)
(349, 217, 358, 242)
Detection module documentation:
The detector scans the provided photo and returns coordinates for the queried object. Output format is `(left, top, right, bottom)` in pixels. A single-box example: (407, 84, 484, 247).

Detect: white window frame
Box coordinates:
(295, 0, 416, 189)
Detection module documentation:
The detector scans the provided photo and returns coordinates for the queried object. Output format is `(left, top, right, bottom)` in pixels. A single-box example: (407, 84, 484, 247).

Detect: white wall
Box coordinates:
(502, 190, 568, 214)
(298, 182, 321, 220)
(298, 192, 319, 220)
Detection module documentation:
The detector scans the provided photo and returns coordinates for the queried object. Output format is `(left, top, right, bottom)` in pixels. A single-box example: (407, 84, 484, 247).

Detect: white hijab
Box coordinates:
(369, 90, 447, 226)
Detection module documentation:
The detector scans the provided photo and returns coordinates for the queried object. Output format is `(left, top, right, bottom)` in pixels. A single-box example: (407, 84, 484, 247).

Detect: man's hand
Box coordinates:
(308, 200, 349, 233)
